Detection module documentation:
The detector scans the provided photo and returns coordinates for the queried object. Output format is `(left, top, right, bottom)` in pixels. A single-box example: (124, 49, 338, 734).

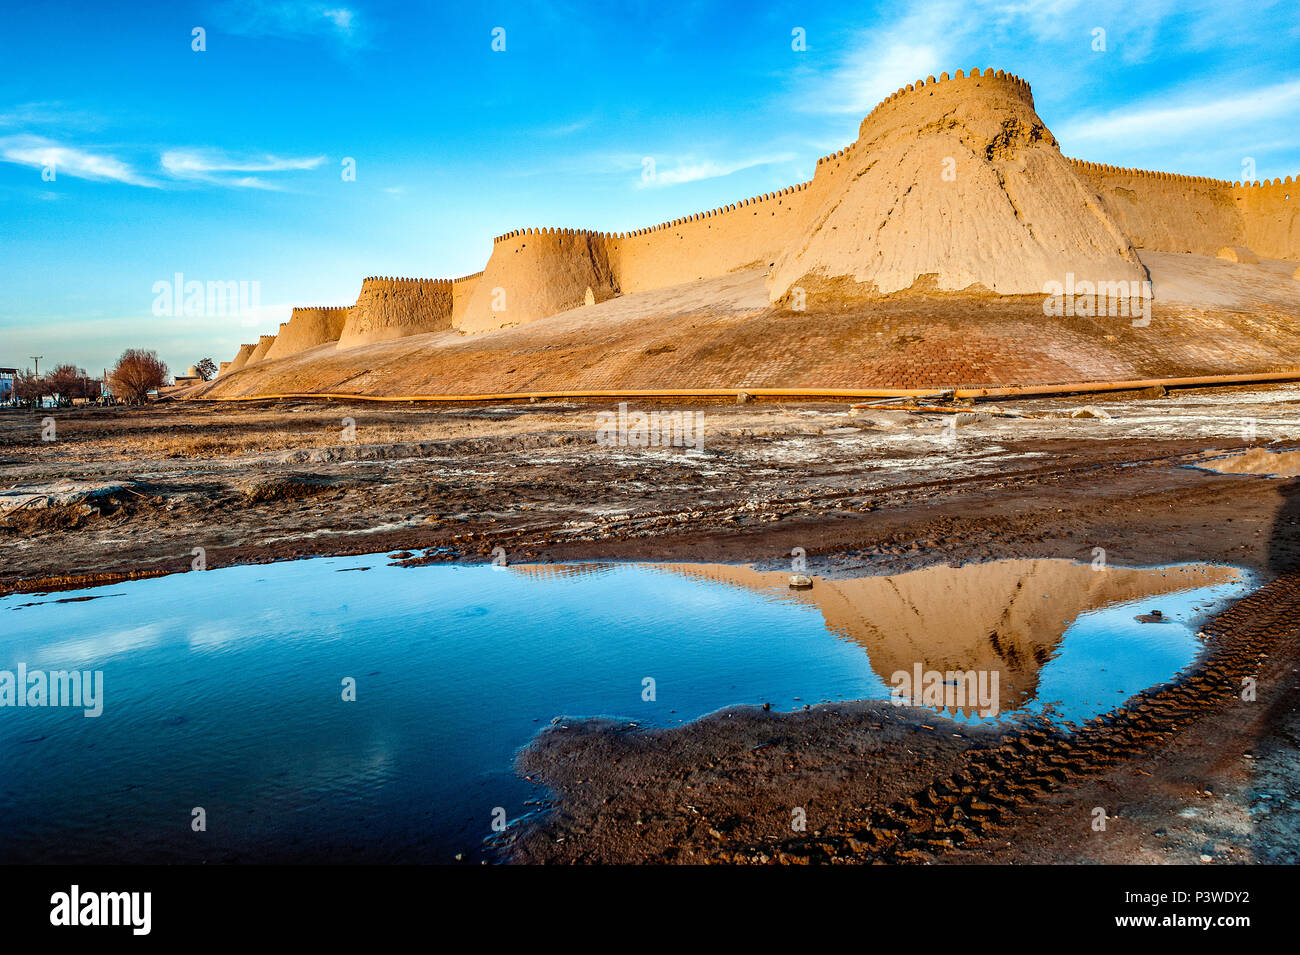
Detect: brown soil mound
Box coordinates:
(1216, 245, 1260, 264)
(237, 475, 333, 503)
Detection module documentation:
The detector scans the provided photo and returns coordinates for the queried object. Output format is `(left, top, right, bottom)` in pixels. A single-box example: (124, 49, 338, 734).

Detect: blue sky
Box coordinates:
(2, 0, 1298, 376)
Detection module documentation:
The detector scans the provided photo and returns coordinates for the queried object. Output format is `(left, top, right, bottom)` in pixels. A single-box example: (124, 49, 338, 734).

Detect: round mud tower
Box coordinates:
(265, 307, 350, 360)
(224, 343, 257, 374)
(337, 278, 454, 349)
(457, 231, 619, 334)
(245, 334, 278, 365)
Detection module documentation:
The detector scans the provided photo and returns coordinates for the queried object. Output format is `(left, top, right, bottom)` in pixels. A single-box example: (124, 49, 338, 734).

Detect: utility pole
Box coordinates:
(29, 356, 43, 407)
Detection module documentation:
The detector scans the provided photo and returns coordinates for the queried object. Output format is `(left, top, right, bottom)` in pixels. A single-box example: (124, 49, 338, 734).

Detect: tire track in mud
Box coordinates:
(731, 572, 1300, 864)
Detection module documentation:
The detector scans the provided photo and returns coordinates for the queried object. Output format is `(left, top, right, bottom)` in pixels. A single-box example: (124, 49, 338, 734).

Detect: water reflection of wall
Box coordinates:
(516, 559, 1239, 714)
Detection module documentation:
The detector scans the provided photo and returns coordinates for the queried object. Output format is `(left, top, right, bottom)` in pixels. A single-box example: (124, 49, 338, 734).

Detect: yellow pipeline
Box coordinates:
(187, 368, 1300, 405)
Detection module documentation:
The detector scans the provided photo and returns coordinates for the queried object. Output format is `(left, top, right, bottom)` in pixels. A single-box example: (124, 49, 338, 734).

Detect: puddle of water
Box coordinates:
(0, 556, 1247, 863)
(1193, 447, 1300, 478)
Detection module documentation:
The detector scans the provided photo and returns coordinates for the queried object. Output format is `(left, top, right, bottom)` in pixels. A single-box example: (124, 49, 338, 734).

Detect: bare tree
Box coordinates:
(195, 357, 217, 381)
(13, 370, 46, 405)
(109, 349, 169, 404)
(47, 363, 96, 400)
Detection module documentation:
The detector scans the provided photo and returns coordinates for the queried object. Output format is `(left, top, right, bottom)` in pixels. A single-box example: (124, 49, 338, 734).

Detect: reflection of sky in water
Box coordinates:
(1026, 585, 1241, 726)
(0, 557, 1247, 863)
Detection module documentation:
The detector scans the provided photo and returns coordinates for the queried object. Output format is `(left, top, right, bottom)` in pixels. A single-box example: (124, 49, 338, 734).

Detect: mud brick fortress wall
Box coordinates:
(1069, 161, 1299, 260)
(221, 67, 1298, 378)
(1233, 178, 1300, 260)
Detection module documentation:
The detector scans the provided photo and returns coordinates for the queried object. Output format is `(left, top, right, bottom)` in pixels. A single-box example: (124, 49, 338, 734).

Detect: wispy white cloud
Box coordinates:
(639, 153, 797, 188)
(322, 7, 354, 32)
(210, 0, 365, 48)
(1057, 78, 1300, 147)
(0, 134, 159, 187)
(0, 105, 329, 191)
(790, 0, 969, 116)
(160, 148, 326, 189)
(540, 117, 596, 137)
(0, 102, 103, 131)
(784, 0, 1267, 117)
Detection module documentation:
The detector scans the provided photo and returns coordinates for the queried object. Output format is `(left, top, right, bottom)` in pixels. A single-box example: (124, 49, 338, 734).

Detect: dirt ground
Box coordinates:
(2, 385, 1298, 864)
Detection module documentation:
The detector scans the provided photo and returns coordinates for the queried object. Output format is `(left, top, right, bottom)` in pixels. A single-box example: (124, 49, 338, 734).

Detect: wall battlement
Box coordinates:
(219, 343, 257, 376)
(490, 182, 815, 246)
(1067, 157, 1234, 187)
(857, 68, 1034, 141)
(1070, 157, 1298, 259)
(1233, 176, 1296, 195)
(360, 276, 455, 285)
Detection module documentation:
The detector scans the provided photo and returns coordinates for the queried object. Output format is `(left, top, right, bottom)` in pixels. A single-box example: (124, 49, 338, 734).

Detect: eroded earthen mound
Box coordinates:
(1216, 245, 1260, 264)
(768, 70, 1147, 302)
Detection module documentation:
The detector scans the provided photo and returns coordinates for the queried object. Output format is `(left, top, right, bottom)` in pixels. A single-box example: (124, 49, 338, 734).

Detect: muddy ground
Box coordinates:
(2, 386, 1298, 864)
